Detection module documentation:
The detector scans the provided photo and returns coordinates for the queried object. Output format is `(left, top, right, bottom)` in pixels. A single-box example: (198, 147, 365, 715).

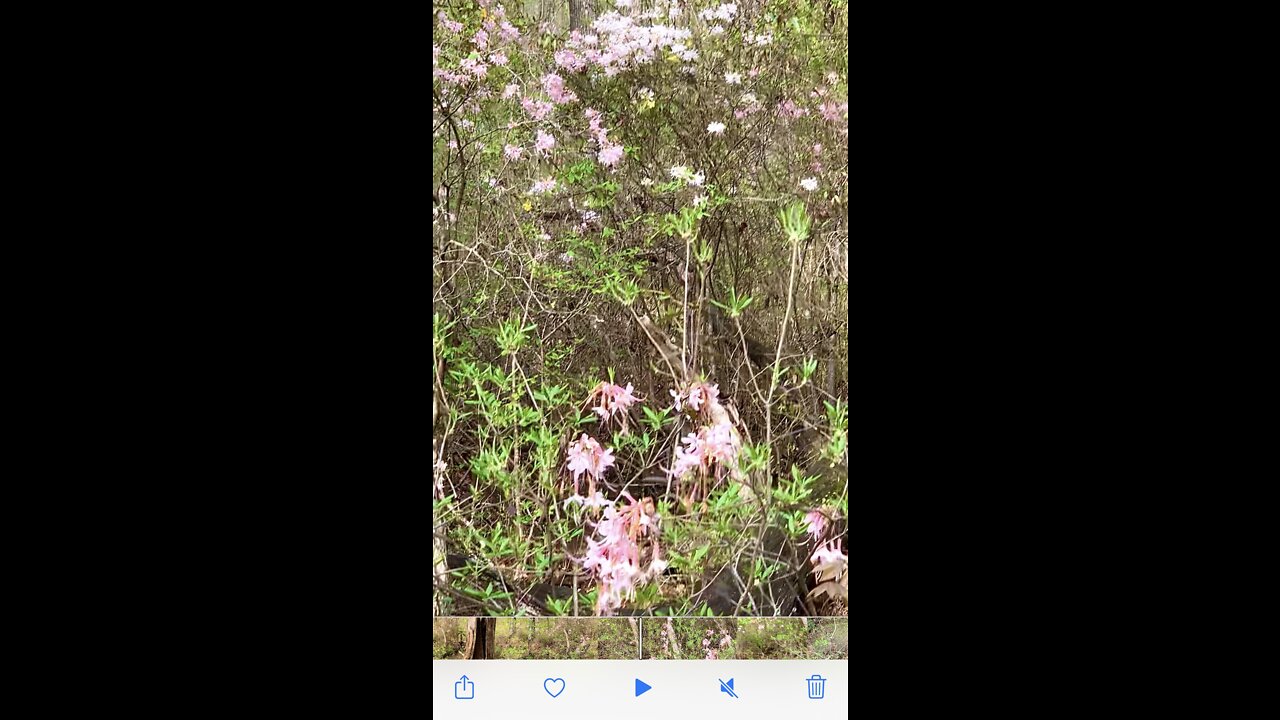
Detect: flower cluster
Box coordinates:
(576, 491, 666, 615)
(584, 107, 625, 168)
(809, 538, 849, 607)
(589, 380, 640, 426)
(557, 6, 696, 78)
(566, 433, 615, 495)
(811, 539, 846, 567)
(699, 627, 733, 659)
(670, 380, 720, 415)
(665, 380, 742, 502)
(668, 165, 705, 186)
(542, 73, 577, 105)
(535, 129, 556, 154)
(803, 509, 829, 541)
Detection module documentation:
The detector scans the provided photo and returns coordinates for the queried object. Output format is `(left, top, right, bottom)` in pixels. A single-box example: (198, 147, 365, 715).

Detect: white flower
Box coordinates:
(669, 165, 692, 180)
(725, 72, 742, 85)
(800, 177, 819, 191)
(690, 171, 705, 187)
(640, 178, 653, 186)
(693, 194, 708, 207)
(741, 92, 757, 104)
(707, 122, 726, 135)
(715, 3, 738, 21)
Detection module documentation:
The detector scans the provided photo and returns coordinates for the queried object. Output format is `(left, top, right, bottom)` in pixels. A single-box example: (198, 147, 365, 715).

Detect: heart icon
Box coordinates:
(544, 677, 566, 698)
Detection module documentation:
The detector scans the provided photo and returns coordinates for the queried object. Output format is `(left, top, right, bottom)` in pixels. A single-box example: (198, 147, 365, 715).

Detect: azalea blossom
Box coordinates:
(801, 177, 819, 191)
(535, 130, 556, 153)
(564, 491, 612, 508)
(707, 121, 726, 135)
(598, 143, 625, 166)
(459, 58, 488, 79)
(530, 177, 557, 194)
(521, 97, 554, 120)
(566, 433, 616, 494)
(590, 381, 640, 422)
(504, 144, 523, 161)
(724, 71, 742, 85)
(575, 491, 663, 615)
(811, 538, 847, 566)
(542, 73, 578, 104)
(804, 509, 828, 541)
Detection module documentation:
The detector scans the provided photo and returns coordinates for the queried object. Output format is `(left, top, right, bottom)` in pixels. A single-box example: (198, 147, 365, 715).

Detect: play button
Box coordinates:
(635, 679, 652, 697)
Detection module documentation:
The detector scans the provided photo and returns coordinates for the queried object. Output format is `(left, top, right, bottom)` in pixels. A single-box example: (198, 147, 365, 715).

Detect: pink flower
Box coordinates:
(542, 73, 577, 104)
(590, 381, 640, 421)
(504, 144, 523, 161)
(502, 83, 520, 99)
(820, 101, 848, 122)
(804, 510, 828, 541)
(521, 98, 553, 120)
(566, 433, 616, 493)
(598, 143, 624, 166)
(530, 177, 557, 194)
(489, 51, 508, 66)
(575, 492, 662, 615)
(810, 539, 846, 566)
(459, 58, 488, 79)
(535, 130, 556, 153)
(472, 29, 489, 49)
(555, 49, 587, 72)
(564, 491, 612, 508)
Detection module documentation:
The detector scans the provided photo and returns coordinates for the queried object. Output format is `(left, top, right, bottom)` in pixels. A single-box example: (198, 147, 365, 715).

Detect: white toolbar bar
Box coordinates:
(433, 660, 847, 719)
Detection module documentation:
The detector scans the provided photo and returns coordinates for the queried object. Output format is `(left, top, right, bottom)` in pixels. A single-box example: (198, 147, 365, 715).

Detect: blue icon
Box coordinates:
(544, 678, 566, 698)
(719, 678, 738, 698)
(455, 675, 475, 700)
(807, 675, 826, 699)
(635, 678, 652, 697)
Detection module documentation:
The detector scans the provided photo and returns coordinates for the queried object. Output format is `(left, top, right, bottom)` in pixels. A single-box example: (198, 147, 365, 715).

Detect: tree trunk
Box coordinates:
(569, 0, 586, 30)
(464, 617, 497, 659)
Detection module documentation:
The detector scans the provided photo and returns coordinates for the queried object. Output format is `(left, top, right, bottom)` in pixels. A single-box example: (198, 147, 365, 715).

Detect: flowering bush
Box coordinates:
(433, 0, 848, 617)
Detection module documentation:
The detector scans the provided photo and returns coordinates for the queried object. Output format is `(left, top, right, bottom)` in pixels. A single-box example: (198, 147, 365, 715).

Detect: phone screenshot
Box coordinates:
(433, 0, 849, 716)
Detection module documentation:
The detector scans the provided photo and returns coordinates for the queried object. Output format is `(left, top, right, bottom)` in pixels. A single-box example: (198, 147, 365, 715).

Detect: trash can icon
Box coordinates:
(807, 675, 826, 699)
